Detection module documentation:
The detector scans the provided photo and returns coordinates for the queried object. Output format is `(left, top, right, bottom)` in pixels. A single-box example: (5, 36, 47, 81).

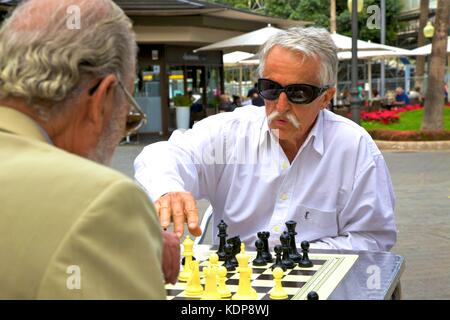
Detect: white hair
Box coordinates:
(0, 0, 137, 115)
(257, 27, 338, 86)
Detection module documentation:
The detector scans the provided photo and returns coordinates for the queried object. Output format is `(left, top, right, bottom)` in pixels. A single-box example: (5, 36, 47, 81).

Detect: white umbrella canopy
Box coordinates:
(330, 32, 390, 52)
(223, 51, 255, 66)
(195, 25, 283, 54)
(410, 36, 450, 55)
(196, 27, 399, 54)
(337, 49, 415, 60)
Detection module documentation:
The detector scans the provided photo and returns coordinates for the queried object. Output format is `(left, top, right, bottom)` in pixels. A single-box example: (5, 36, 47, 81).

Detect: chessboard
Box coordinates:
(166, 249, 358, 300)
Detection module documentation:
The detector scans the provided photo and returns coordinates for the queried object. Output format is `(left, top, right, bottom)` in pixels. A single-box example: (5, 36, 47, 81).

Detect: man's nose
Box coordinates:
(276, 92, 290, 113)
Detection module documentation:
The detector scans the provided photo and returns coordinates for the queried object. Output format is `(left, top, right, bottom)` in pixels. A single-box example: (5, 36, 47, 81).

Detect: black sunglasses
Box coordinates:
(258, 78, 329, 105)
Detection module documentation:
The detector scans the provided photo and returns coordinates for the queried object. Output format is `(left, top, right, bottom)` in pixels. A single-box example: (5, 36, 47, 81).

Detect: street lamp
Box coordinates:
(423, 21, 435, 39)
(347, 0, 364, 13)
(349, 0, 363, 125)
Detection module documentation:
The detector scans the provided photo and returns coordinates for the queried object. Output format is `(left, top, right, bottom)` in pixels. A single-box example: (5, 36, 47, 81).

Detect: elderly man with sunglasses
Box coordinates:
(0, 0, 179, 299)
(135, 27, 397, 252)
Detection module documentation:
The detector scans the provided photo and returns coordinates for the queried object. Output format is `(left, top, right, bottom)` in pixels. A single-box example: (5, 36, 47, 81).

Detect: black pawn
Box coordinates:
(252, 239, 267, 266)
(285, 220, 302, 263)
(223, 243, 235, 271)
(280, 232, 295, 269)
(307, 291, 319, 300)
(258, 231, 273, 262)
(298, 241, 313, 268)
(217, 220, 228, 261)
(271, 245, 286, 271)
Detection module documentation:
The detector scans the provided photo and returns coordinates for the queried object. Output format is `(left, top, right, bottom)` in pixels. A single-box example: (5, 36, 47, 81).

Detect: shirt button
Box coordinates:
(280, 193, 288, 201)
(273, 225, 281, 232)
(281, 162, 289, 170)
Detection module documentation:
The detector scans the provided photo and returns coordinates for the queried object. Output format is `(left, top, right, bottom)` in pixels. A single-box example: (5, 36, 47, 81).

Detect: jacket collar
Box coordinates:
(0, 106, 52, 144)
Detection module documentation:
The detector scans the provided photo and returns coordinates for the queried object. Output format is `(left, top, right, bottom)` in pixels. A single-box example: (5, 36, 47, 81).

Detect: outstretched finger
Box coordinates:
(171, 195, 185, 238)
(159, 196, 172, 230)
(183, 195, 201, 237)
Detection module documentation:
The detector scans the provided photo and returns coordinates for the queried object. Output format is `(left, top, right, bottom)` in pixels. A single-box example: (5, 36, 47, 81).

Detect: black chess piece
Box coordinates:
(227, 236, 241, 267)
(280, 231, 295, 269)
(285, 220, 302, 263)
(223, 243, 236, 271)
(258, 231, 273, 262)
(298, 240, 313, 268)
(252, 239, 267, 266)
(271, 245, 286, 271)
(181, 256, 196, 265)
(307, 291, 319, 300)
(217, 220, 228, 261)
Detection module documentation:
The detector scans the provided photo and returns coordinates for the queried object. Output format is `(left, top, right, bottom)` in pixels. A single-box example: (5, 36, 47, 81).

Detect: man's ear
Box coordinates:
(321, 87, 336, 109)
(86, 74, 118, 134)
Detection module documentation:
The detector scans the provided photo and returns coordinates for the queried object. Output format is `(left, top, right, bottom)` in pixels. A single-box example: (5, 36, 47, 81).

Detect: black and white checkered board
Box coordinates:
(165, 250, 358, 300)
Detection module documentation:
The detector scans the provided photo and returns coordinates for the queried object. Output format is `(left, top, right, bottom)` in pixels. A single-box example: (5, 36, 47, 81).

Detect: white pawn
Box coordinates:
(217, 266, 231, 298)
(185, 260, 203, 297)
(201, 253, 221, 300)
(269, 267, 288, 300)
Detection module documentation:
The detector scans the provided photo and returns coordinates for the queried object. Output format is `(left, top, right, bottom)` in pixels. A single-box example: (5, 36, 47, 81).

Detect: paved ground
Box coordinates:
(111, 136, 450, 299)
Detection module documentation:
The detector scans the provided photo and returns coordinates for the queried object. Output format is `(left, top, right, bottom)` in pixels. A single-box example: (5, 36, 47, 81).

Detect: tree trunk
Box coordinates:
(415, 0, 429, 90)
(422, 0, 450, 130)
(421, 0, 450, 130)
(330, 0, 336, 33)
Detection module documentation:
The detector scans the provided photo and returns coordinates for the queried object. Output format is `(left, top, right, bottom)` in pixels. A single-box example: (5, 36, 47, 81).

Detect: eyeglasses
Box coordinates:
(117, 80, 147, 136)
(88, 78, 147, 137)
(257, 78, 329, 105)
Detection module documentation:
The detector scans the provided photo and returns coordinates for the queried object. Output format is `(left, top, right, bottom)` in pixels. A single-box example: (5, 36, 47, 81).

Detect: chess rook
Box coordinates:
(258, 231, 273, 262)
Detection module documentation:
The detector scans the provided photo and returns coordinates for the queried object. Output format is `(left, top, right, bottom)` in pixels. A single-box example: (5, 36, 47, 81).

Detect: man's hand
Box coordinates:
(161, 231, 180, 284)
(154, 192, 202, 238)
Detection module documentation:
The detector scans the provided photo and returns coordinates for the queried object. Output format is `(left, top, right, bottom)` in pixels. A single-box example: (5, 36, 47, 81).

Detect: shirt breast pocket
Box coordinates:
(295, 205, 339, 242)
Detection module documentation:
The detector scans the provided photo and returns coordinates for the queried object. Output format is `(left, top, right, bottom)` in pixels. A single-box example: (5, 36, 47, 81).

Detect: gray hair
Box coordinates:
(257, 27, 338, 86)
(0, 0, 137, 114)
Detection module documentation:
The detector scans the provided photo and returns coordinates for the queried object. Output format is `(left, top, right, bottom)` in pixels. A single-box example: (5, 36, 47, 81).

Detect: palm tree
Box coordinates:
(330, 0, 336, 33)
(421, 0, 449, 130)
(415, 0, 429, 90)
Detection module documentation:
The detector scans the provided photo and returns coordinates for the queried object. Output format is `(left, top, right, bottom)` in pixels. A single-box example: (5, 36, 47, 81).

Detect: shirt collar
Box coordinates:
(259, 109, 325, 157)
(0, 106, 53, 144)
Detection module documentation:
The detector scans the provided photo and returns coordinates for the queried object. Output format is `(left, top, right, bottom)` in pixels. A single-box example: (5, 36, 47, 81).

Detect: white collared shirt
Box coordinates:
(134, 106, 397, 251)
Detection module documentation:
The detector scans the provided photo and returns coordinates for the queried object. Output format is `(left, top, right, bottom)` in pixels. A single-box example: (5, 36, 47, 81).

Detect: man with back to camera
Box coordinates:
(0, 0, 179, 299)
(134, 27, 397, 252)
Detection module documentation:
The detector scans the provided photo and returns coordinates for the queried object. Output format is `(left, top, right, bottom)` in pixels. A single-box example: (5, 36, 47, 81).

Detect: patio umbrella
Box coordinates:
(410, 36, 450, 55)
(195, 25, 283, 54)
(223, 51, 255, 96)
(330, 32, 391, 52)
(196, 27, 391, 54)
(338, 49, 415, 99)
(223, 51, 255, 66)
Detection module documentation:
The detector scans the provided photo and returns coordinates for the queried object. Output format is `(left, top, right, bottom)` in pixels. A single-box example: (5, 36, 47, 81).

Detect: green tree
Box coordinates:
(208, 0, 404, 46)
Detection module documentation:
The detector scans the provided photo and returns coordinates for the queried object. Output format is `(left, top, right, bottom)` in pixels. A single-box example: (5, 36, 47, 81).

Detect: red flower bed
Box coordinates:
(361, 104, 422, 124)
(367, 129, 450, 141)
